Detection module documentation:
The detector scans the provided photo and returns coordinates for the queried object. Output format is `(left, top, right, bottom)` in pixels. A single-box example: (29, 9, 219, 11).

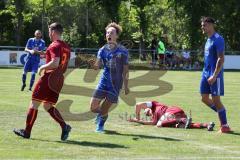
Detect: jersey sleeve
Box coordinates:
(97, 48, 103, 60)
(151, 101, 159, 107)
(26, 38, 32, 49)
(145, 101, 153, 108)
(39, 41, 46, 51)
(215, 37, 225, 55)
(49, 44, 61, 59)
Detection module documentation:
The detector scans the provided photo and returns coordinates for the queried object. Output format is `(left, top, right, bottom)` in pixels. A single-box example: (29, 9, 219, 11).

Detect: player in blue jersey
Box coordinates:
(89, 22, 130, 133)
(200, 17, 231, 133)
(21, 30, 45, 91)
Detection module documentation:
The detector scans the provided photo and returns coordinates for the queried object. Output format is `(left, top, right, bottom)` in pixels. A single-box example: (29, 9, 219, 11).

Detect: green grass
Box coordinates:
(0, 68, 240, 159)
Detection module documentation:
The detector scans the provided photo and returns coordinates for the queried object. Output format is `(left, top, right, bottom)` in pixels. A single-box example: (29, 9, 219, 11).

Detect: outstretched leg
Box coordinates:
(21, 72, 27, 91)
(13, 100, 41, 138)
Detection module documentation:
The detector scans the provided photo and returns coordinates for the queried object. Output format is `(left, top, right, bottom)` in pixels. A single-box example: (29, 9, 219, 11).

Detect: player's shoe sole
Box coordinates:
(61, 124, 71, 141)
(21, 84, 26, 91)
(185, 117, 192, 129)
(207, 122, 215, 131)
(13, 129, 30, 139)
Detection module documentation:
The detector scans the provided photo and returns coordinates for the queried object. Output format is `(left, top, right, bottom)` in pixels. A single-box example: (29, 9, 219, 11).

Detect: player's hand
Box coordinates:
(128, 117, 138, 122)
(124, 87, 130, 95)
(40, 51, 45, 55)
(207, 75, 217, 85)
(33, 49, 38, 54)
(38, 67, 44, 76)
(29, 50, 35, 54)
(88, 59, 98, 70)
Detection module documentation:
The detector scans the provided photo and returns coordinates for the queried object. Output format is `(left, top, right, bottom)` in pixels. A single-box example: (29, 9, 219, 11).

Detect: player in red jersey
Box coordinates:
(129, 101, 215, 131)
(13, 22, 71, 141)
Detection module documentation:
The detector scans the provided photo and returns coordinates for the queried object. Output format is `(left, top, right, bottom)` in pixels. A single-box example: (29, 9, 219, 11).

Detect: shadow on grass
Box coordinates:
(31, 138, 128, 149)
(104, 130, 183, 141)
(225, 131, 240, 136)
(59, 140, 128, 149)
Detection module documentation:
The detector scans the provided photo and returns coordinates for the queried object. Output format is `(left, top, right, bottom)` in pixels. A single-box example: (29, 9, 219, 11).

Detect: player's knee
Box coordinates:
(31, 73, 36, 79)
(43, 103, 52, 111)
(90, 102, 99, 113)
(201, 96, 208, 104)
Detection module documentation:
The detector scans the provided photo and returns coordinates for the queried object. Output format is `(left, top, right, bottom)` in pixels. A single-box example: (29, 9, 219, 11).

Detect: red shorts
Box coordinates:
(165, 107, 187, 119)
(32, 71, 64, 105)
(159, 107, 187, 127)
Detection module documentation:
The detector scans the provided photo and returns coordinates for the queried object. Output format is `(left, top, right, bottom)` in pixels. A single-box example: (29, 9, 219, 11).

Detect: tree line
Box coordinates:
(0, 0, 240, 50)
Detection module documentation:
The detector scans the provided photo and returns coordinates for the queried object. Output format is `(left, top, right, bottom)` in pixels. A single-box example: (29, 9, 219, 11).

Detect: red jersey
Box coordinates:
(45, 40, 70, 73)
(151, 101, 168, 125)
(151, 101, 186, 125)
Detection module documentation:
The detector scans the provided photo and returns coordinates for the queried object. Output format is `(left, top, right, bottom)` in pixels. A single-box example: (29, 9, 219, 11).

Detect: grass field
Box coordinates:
(0, 68, 240, 159)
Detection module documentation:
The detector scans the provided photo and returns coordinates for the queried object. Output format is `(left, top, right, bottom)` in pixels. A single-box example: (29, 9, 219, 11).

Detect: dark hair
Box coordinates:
(105, 22, 122, 35)
(49, 22, 63, 34)
(201, 16, 216, 24)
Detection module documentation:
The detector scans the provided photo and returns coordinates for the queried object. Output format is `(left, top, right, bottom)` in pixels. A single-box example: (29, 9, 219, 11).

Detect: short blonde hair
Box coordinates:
(105, 22, 122, 35)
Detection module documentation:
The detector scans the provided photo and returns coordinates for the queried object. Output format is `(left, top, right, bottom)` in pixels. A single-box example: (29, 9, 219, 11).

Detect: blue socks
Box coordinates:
(22, 74, 26, 85)
(30, 73, 36, 89)
(96, 113, 108, 132)
(217, 107, 227, 126)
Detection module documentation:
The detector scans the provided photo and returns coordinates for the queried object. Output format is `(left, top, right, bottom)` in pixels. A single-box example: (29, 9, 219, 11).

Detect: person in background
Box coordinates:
(21, 30, 45, 91)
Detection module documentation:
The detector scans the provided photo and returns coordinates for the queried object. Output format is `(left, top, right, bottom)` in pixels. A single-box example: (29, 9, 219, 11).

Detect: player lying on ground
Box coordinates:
(128, 101, 215, 131)
(14, 22, 71, 140)
(21, 30, 45, 91)
(89, 22, 130, 133)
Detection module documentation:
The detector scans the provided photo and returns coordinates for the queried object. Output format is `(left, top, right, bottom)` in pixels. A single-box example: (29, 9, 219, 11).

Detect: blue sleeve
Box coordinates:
(40, 41, 45, 51)
(26, 39, 33, 49)
(97, 48, 103, 60)
(215, 37, 225, 55)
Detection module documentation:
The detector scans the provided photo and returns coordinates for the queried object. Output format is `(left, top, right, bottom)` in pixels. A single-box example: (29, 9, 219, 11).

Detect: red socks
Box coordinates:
(190, 123, 208, 129)
(25, 108, 38, 134)
(48, 107, 66, 129)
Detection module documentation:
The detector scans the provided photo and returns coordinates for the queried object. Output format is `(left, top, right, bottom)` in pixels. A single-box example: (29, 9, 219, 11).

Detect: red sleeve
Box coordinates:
(49, 44, 61, 59)
(151, 101, 158, 107)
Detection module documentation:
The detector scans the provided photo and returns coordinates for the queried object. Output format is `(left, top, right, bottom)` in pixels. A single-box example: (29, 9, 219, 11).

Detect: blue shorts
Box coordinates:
(92, 84, 120, 103)
(24, 59, 39, 73)
(200, 75, 224, 96)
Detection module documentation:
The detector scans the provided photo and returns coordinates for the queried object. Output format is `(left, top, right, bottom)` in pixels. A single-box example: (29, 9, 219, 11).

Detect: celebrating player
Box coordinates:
(14, 22, 71, 140)
(128, 101, 215, 131)
(21, 30, 45, 91)
(200, 17, 231, 133)
(89, 22, 130, 133)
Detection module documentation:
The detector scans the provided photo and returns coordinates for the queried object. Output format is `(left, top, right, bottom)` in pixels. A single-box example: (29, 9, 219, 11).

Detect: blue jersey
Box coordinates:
(97, 44, 129, 91)
(203, 32, 224, 78)
(25, 38, 45, 63)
